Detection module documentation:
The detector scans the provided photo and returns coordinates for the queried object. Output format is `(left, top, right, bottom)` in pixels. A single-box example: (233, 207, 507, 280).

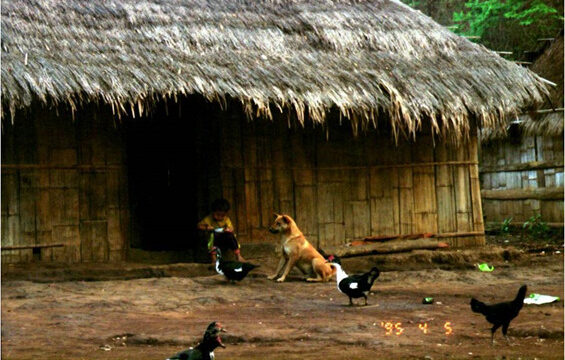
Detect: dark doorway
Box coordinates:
(124, 97, 222, 251)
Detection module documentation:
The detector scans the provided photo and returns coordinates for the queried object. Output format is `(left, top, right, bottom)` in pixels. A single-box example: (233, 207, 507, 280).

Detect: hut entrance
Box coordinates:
(124, 98, 222, 252)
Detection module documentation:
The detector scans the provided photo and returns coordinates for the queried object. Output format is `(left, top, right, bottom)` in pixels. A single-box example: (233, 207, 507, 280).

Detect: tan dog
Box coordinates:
(268, 214, 336, 282)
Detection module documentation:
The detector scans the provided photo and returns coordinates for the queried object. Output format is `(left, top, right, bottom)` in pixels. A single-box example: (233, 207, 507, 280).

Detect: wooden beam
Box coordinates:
(361, 231, 484, 242)
(434, 231, 485, 238)
(481, 187, 564, 201)
(2, 244, 64, 251)
(324, 238, 449, 258)
(485, 222, 564, 231)
(1, 164, 123, 170)
(223, 161, 478, 171)
(480, 160, 564, 173)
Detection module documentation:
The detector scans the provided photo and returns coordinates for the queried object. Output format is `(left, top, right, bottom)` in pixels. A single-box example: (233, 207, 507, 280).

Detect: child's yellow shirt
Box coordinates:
(197, 214, 234, 231)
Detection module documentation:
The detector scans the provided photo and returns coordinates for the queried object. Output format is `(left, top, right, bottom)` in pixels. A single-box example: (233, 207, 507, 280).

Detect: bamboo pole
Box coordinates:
(480, 160, 564, 173)
(222, 161, 477, 171)
(481, 187, 564, 200)
(324, 238, 448, 258)
(469, 136, 485, 235)
(539, 77, 557, 87)
(360, 231, 484, 242)
(1, 164, 123, 170)
(1, 244, 64, 251)
(535, 108, 564, 114)
(485, 221, 564, 230)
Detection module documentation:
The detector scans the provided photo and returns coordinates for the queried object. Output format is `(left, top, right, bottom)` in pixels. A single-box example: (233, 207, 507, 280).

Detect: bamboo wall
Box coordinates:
(2, 101, 487, 264)
(219, 114, 485, 248)
(480, 135, 564, 225)
(1, 105, 129, 263)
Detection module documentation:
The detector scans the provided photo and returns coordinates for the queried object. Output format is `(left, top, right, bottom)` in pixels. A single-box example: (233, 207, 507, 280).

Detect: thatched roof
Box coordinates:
(1, 0, 549, 140)
(480, 32, 563, 142)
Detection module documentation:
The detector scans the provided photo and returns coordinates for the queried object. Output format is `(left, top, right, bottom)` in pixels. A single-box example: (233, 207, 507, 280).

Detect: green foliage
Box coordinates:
(500, 217, 513, 234)
(453, 0, 561, 37)
(504, 1, 559, 26)
(401, 0, 564, 60)
(404, 0, 421, 8)
(452, 0, 508, 37)
(450, 0, 563, 59)
(522, 214, 551, 238)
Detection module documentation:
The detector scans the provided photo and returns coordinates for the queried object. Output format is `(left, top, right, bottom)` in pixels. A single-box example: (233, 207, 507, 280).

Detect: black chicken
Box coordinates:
(470, 285, 528, 345)
(331, 263, 380, 306)
(213, 247, 258, 282)
(166, 322, 226, 360)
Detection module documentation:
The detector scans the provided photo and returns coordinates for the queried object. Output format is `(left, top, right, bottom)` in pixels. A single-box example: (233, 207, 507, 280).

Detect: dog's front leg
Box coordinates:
(268, 256, 287, 280)
(276, 255, 298, 282)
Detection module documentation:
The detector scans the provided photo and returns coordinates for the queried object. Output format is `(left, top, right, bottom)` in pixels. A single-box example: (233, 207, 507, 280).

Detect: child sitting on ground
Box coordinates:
(197, 198, 246, 265)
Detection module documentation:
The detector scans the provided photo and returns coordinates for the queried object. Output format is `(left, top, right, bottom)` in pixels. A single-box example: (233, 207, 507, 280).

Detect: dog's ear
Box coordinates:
(273, 213, 280, 219)
(282, 215, 291, 224)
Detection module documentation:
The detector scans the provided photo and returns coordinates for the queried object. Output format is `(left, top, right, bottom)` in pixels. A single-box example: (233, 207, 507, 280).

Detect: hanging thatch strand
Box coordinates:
(1, 0, 549, 141)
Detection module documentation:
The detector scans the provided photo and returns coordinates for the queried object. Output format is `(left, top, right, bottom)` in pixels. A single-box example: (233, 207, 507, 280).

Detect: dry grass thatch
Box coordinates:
(1, 0, 550, 141)
(481, 32, 563, 142)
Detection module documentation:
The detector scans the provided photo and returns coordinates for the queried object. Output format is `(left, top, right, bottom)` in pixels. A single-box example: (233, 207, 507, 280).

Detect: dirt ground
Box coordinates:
(2, 236, 564, 359)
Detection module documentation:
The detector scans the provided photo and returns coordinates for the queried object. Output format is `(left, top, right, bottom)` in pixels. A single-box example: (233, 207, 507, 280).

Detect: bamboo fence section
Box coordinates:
(1, 104, 129, 264)
(2, 104, 489, 264)
(480, 135, 564, 224)
(220, 116, 485, 248)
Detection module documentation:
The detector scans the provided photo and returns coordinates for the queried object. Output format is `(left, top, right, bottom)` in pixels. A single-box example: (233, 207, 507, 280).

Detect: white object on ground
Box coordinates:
(524, 293, 560, 305)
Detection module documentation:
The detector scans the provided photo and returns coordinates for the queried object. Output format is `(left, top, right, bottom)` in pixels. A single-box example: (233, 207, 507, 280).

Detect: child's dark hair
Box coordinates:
(211, 198, 230, 212)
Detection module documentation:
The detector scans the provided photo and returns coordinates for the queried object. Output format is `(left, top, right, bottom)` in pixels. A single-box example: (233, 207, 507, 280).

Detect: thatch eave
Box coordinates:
(1, 0, 550, 141)
(480, 32, 563, 143)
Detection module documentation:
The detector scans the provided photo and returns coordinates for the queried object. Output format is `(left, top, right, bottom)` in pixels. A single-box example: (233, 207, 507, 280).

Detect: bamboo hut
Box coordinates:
(480, 33, 564, 227)
(1, 0, 549, 263)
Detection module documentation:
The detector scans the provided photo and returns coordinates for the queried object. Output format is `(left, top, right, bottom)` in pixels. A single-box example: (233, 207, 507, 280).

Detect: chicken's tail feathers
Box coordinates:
(515, 284, 528, 302)
(244, 263, 260, 270)
(329, 263, 338, 275)
(369, 267, 380, 282)
(470, 297, 486, 314)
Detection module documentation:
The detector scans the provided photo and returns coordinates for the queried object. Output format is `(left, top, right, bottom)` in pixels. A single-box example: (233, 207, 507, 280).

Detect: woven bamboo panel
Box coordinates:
(1, 105, 129, 264)
(80, 221, 108, 262)
(224, 118, 486, 248)
(481, 135, 564, 224)
(435, 144, 457, 233)
(398, 144, 415, 235)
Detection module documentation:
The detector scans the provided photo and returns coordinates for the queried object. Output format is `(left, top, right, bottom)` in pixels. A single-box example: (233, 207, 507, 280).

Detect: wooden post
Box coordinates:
(469, 136, 485, 244)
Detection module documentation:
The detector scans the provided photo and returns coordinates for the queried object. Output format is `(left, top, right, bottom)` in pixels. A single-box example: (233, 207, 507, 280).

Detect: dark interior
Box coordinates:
(124, 96, 222, 251)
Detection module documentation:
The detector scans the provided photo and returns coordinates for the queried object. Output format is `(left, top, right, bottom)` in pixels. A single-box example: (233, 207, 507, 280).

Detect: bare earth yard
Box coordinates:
(2, 238, 563, 359)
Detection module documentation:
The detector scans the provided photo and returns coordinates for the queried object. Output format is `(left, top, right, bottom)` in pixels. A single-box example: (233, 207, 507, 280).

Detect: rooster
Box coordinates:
(330, 263, 380, 306)
(166, 322, 226, 360)
(470, 285, 528, 345)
